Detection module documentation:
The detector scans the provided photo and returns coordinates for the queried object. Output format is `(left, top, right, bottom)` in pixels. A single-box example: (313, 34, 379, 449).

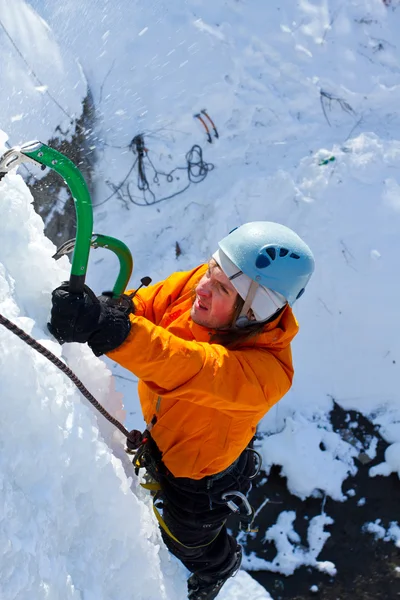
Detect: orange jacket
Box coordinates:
(107, 265, 299, 479)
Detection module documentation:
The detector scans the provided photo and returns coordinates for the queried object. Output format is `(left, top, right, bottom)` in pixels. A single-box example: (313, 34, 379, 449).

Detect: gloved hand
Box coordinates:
(48, 282, 131, 356)
(48, 282, 101, 344)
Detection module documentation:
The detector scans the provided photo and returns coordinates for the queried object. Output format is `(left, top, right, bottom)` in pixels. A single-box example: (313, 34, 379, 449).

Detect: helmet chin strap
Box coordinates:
(235, 280, 259, 328)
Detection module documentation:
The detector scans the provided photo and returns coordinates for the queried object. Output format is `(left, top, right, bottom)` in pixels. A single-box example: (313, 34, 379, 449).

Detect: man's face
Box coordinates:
(191, 260, 239, 329)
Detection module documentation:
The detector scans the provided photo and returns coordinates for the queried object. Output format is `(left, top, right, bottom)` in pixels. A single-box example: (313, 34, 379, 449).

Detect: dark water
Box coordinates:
(234, 404, 400, 599)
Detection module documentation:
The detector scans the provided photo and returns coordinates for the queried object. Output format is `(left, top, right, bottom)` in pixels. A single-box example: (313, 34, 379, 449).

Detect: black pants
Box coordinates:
(153, 447, 255, 579)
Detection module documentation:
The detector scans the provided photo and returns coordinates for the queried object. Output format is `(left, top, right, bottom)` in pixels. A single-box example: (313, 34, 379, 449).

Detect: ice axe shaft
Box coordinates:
(20, 141, 92, 293)
(53, 234, 133, 296)
(0, 141, 133, 295)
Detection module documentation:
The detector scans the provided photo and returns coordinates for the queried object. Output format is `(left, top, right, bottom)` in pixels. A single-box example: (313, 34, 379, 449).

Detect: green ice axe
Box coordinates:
(0, 141, 133, 296)
(52, 233, 134, 298)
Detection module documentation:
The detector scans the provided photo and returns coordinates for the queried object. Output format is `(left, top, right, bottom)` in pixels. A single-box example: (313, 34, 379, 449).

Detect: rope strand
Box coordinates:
(95, 136, 214, 208)
(0, 17, 75, 124)
(0, 312, 141, 445)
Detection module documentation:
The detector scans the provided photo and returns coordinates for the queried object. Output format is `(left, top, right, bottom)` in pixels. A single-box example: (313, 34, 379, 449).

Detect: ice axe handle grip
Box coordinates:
(68, 274, 86, 295)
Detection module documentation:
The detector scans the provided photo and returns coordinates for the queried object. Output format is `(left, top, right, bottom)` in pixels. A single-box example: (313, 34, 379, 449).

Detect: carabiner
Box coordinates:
(221, 491, 253, 516)
(246, 448, 263, 480)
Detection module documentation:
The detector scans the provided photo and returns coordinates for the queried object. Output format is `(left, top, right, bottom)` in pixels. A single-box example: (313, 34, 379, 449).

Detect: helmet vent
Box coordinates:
(279, 248, 289, 257)
(266, 247, 276, 261)
(255, 254, 271, 269)
(290, 252, 300, 259)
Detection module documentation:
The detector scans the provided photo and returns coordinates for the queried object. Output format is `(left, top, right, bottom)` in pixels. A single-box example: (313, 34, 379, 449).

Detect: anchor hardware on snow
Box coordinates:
(194, 113, 212, 143)
(194, 109, 219, 143)
(201, 109, 219, 140)
(319, 156, 336, 166)
(100, 133, 214, 208)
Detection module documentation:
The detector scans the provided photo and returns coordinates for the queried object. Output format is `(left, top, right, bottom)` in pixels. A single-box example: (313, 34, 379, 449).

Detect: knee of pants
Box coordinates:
(160, 524, 228, 561)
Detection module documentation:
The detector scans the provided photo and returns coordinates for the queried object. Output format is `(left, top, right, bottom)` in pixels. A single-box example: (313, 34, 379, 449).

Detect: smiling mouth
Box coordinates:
(196, 297, 208, 311)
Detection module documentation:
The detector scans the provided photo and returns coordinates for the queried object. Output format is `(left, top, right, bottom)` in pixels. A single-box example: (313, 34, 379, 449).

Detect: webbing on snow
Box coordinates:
(0, 312, 141, 447)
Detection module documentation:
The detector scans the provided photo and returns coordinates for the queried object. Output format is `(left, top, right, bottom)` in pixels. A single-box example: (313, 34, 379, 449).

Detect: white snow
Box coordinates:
(259, 415, 358, 501)
(363, 519, 400, 548)
(243, 511, 336, 577)
(0, 0, 86, 145)
(370, 442, 400, 478)
(1, 0, 400, 597)
(0, 157, 187, 600)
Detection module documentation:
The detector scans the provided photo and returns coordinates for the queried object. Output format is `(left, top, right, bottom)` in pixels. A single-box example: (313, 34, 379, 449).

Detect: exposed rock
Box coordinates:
(229, 403, 400, 599)
(26, 90, 96, 248)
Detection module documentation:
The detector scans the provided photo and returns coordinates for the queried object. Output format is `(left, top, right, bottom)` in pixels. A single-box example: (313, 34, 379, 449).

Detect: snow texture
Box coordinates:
(0, 0, 86, 145)
(1, 0, 400, 596)
(243, 511, 336, 577)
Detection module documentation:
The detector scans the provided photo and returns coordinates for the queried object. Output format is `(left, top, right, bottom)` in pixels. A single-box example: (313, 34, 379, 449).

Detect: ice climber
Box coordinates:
(48, 221, 315, 600)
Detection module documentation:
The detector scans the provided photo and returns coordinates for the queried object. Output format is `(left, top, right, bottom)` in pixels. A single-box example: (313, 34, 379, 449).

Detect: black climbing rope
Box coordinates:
(0, 312, 142, 447)
(96, 135, 214, 208)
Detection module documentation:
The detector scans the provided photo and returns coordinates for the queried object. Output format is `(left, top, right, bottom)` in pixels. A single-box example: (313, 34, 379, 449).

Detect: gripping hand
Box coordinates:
(48, 283, 131, 356)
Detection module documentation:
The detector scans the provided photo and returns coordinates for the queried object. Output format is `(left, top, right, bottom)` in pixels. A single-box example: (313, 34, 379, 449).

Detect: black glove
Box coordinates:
(48, 282, 131, 356)
(88, 297, 132, 356)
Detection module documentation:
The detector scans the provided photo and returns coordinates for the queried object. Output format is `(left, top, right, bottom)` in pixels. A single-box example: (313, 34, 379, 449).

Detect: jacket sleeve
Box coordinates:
(128, 265, 206, 324)
(107, 314, 293, 414)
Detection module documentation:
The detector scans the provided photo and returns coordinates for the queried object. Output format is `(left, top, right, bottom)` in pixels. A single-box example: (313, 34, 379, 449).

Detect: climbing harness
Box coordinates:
(131, 431, 262, 541)
(220, 447, 262, 532)
(128, 433, 214, 548)
(129, 430, 160, 478)
(153, 501, 227, 550)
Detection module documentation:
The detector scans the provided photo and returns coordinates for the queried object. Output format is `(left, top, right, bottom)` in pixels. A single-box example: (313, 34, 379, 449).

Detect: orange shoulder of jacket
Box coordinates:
(126, 264, 207, 324)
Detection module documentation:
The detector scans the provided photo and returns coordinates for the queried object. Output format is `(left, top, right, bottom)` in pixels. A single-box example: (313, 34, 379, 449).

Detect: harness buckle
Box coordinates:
(130, 432, 161, 480)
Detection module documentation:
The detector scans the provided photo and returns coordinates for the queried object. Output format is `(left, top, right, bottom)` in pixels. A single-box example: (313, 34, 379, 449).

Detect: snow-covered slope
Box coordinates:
(49, 0, 400, 494)
(0, 0, 86, 145)
(0, 131, 270, 599)
(0, 140, 181, 600)
(1, 0, 400, 597)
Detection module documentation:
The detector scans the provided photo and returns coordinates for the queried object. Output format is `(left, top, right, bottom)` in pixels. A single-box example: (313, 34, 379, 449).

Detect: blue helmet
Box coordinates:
(218, 222, 315, 306)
